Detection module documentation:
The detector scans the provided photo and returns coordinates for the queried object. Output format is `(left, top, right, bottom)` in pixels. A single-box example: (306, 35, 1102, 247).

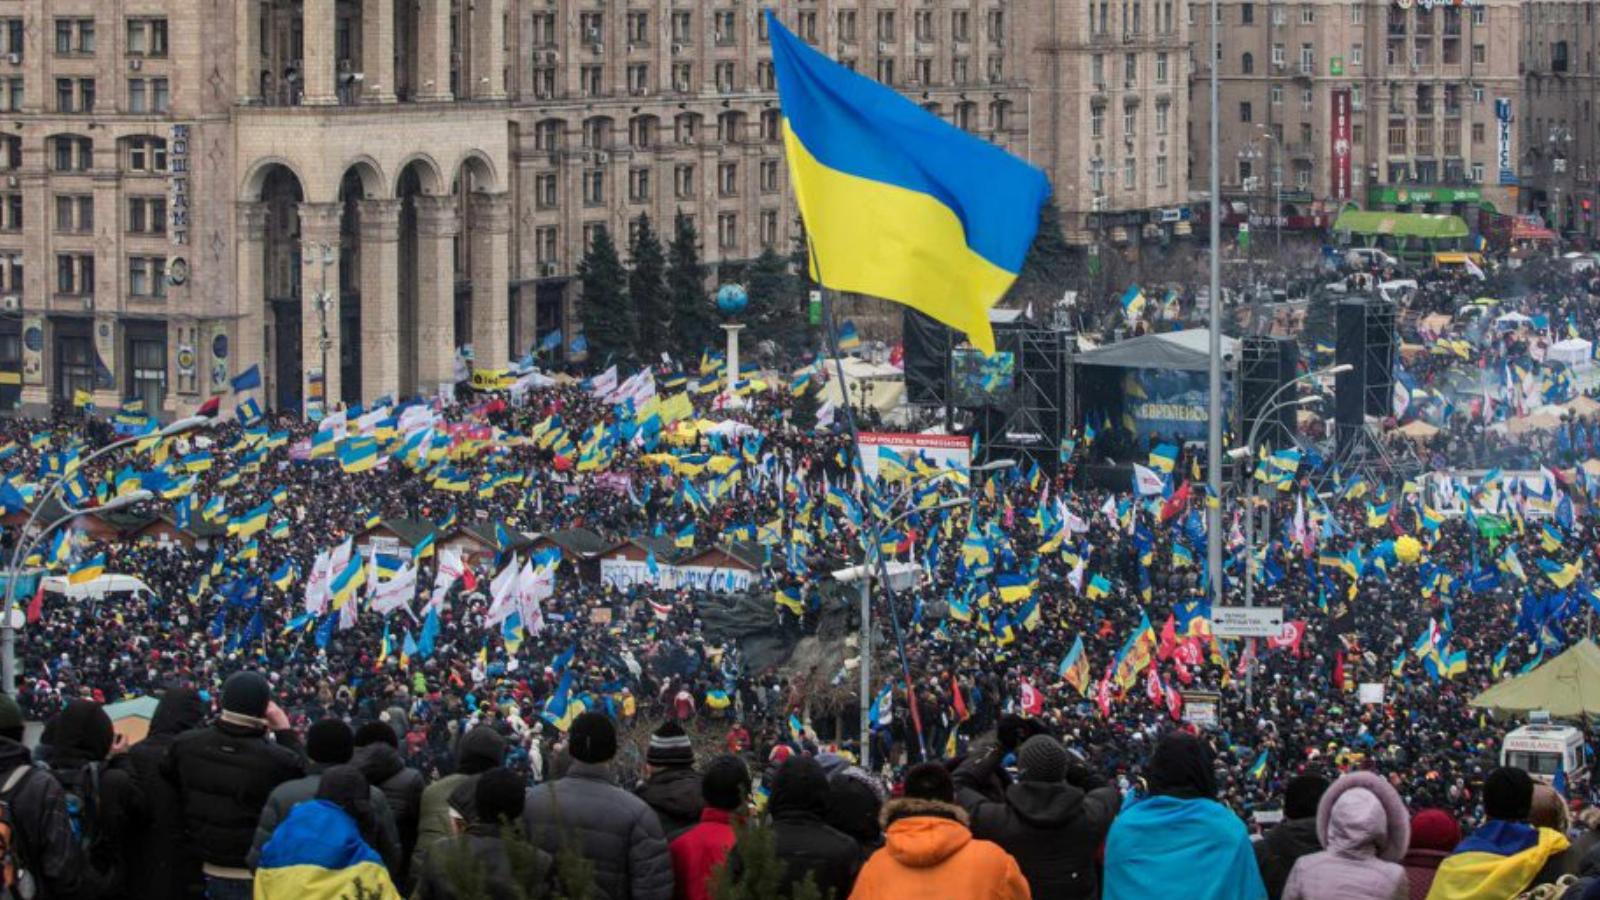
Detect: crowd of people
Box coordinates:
(0, 251, 1597, 897)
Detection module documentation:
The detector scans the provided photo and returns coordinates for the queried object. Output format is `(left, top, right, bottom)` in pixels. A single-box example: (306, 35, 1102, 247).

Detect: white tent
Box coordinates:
(40, 574, 152, 599)
(1494, 311, 1534, 330)
(1548, 338, 1593, 371)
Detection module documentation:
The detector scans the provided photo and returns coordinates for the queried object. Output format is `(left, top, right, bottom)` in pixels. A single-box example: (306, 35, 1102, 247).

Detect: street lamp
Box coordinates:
(0, 414, 208, 694)
(1252, 126, 1283, 251)
(837, 495, 970, 763)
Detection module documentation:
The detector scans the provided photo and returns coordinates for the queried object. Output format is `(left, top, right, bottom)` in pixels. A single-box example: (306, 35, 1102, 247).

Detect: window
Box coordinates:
(582, 169, 605, 206)
(0, 254, 20, 292)
(582, 117, 610, 148)
(534, 120, 562, 151)
(986, 55, 1003, 83)
(876, 10, 896, 41)
(1272, 6, 1285, 25)
(1299, 43, 1314, 74)
(53, 136, 94, 172)
(760, 209, 778, 247)
(670, 12, 692, 43)
(1351, 5, 1364, 24)
(1241, 52, 1253, 74)
(1156, 52, 1168, 83)
(913, 57, 932, 84)
(1155, 100, 1169, 134)
(629, 116, 655, 148)
(126, 18, 168, 57)
(1238, 159, 1253, 183)
(757, 60, 775, 90)
(1123, 105, 1136, 137)
(127, 337, 166, 412)
(1472, 122, 1485, 144)
(626, 12, 649, 45)
(1090, 54, 1103, 86)
(717, 213, 737, 250)
(55, 195, 92, 233)
(535, 173, 557, 209)
(760, 159, 779, 193)
(671, 63, 691, 92)
(128, 256, 166, 298)
(56, 253, 94, 295)
(1301, 87, 1313, 110)
(914, 10, 933, 41)
(128, 78, 172, 113)
(536, 227, 558, 267)
(1239, 101, 1252, 123)
(55, 18, 94, 55)
(627, 64, 648, 94)
(674, 113, 698, 144)
(1241, 4, 1254, 24)
(1351, 85, 1363, 109)
(0, 79, 21, 113)
(1351, 44, 1363, 67)
(674, 163, 696, 199)
(628, 167, 651, 202)
(0, 18, 22, 58)
(1300, 5, 1314, 24)
(1091, 105, 1105, 138)
(1271, 43, 1285, 67)
(1471, 44, 1484, 64)
(715, 61, 736, 92)
(954, 56, 969, 84)
(987, 10, 1004, 44)
(1155, 155, 1168, 187)
(953, 10, 970, 41)
(797, 11, 817, 42)
(1124, 53, 1136, 86)
(1471, 162, 1484, 182)
(1472, 86, 1484, 104)
(580, 12, 605, 44)
(715, 11, 737, 45)
(532, 13, 557, 46)
(718, 161, 738, 196)
(1123, 157, 1136, 190)
(760, 109, 781, 142)
(0, 193, 20, 231)
(1471, 7, 1484, 25)
(582, 223, 605, 252)
(876, 57, 894, 84)
(838, 10, 857, 43)
(581, 65, 603, 97)
(1089, 160, 1105, 193)
(1271, 84, 1283, 104)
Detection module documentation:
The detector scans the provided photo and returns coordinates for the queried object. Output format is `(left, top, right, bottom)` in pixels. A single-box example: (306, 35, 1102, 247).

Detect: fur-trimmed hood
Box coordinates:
(881, 796, 971, 829)
(879, 798, 975, 869)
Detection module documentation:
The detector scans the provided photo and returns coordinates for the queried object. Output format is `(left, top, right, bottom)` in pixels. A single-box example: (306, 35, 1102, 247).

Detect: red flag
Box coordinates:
(1174, 637, 1204, 668)
(1166, 685, 1184, 721)
(1145, 667, 1165, 706)
(1333, 650, 1346, 692)
(951, 675, 969, 721)
(1019, 679, 1043, 716)
(24, 578, 43, 625)
(1267, 620, 1307, 657)
(1095, 664, 1115, 718)
(196, 395, 221, 417)
(907, 682, 926, 742)
(1160, 480, 1192, 523)
(1157, 615, 1179, 661)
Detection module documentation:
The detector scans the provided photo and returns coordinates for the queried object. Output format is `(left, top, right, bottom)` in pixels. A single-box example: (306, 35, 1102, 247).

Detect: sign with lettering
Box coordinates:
(1496, 98, 1517, 185)
(168, 124, 190, 246)
(1331, 89, 1352, 201)
(1211, 606, 1285, 637)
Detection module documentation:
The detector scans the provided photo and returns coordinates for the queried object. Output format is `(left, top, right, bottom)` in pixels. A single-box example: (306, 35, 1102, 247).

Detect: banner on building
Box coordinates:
(1497, 98, 1518, 185)
(93, 318, 116, 390)
(1330, 89, 1352, 201)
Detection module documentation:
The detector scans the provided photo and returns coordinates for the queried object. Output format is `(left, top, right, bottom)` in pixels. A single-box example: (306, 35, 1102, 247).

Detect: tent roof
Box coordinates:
(1333, 210, 1469, 240)
(1470, 639, 1600, 718)
(1074, 329, 1241, 372)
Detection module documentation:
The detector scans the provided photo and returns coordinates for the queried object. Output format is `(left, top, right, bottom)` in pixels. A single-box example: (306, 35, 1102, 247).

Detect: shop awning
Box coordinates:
(1333, 210, 1469, 240)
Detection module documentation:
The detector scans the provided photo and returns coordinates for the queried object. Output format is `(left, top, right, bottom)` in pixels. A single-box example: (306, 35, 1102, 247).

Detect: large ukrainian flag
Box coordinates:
(768, 10, 1049, 354)
(253, 799, 399, 899)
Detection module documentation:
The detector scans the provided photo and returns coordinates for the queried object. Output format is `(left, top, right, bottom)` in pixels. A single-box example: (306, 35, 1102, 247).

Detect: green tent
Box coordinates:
(1332, 210, 1469, 240)
(1470, 639, 1600, 718)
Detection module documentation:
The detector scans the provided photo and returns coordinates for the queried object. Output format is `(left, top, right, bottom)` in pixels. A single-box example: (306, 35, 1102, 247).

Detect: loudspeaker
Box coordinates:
(1241, 336, 1299, 447)
(901, 308, 952, 406)
(1335, 298, 1396, 445)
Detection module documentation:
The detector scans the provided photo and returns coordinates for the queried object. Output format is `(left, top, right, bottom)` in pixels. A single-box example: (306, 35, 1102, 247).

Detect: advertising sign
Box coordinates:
(1497, 98, 1517, 185)
(857, 432, 973, 480)
(1331, 89, 1352, 201)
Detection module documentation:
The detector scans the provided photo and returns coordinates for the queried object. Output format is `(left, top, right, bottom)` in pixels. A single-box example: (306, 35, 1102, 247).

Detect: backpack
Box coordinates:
(0, 765, 38, 900)
(45, 762, 98, 852)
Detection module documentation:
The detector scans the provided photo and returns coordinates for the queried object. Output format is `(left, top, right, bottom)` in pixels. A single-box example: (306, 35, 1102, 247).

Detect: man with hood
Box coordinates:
(412, 724, 505, 876)
(126, 686, 205, 899)
(1425, 767, 1570, 900)
(248, 719, 400, 872)
(1255, 774, 1330, 900)
(737, 755, 862, 898)
(636, 720, 704, 840)
(37, 698, 138, 898)
(1280, 771, 1411, 900)
(353, 719, 424, 886)
(414, 767, 553, 900)
(1102, 732, 1267, 900)
(0, 693, 89, 899)
(954, 733, 1119, 899)
(161, 670, 305, 900)
(849, 761, 1030, 900)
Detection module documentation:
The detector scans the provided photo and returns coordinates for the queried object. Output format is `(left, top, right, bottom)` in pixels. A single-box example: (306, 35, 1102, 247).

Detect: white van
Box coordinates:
(1501, 724, 1589, 786)
(1346, 248, 1399, 270)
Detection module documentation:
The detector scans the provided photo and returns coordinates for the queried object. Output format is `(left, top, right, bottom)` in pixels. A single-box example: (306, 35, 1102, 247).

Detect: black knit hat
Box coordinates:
(475, 767, 526, 826)
(354, 721, 399, 748)
(1484, 767, 1534, 821)
(1285, 774, 1331, 820)
(221, 670, 271, 719)
(1017, 734, 1069, 784)
(903, 761, 955, 803)
(569, 712, 617, 764)
(701, 755, 751, 811)
(307, 718, 355, 765)
(647, 721, 694, 768)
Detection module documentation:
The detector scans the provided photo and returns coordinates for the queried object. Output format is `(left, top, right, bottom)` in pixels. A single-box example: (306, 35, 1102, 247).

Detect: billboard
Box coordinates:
(857, 432, 973, 480)
(1497, 98, 1517, 185)
(1330, 89, 1352, 201)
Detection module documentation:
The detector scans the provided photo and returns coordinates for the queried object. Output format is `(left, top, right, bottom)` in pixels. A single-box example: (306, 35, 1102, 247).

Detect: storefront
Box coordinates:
(51, 317, 96, 405)
(123, 320, 168, 413)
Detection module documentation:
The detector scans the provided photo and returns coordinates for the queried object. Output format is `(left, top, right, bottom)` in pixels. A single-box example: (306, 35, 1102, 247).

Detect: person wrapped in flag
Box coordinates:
(254, 765, 400, 899)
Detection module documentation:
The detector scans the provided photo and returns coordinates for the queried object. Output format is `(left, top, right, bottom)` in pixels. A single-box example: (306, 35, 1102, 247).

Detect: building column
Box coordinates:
(236, 0, 261, 103)
(469, 192, 512, 370)
(301, 0, 339, 105)
(235, 202, 269, 403)
(298, 202, 343, 416)
(413, 195, 459, 393)
(361, 0, 397, 103)
(358, 198, 402, 402)
(470, 0, 507, 100)
(417, 0, 455, 102)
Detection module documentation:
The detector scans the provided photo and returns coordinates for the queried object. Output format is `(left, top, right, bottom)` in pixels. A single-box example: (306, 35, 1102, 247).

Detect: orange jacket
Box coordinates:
(849, 799, 1031, 900)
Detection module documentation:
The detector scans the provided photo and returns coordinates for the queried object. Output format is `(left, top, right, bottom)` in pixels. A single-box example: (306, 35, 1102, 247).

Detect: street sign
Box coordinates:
(1211, 606, 1284, 638)
(1181, 690, 1221, 727)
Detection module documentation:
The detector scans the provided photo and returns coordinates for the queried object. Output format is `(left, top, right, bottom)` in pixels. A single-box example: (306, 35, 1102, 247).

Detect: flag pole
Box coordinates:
(812, 247, 928, 763)
(1205, 0, 1226, 662)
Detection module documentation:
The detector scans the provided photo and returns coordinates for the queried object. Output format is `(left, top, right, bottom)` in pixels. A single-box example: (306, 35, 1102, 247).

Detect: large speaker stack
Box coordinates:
(1334, 297, 1396, 454)
(902, 309, 953, 407)
(1240, 336, 1300, 450)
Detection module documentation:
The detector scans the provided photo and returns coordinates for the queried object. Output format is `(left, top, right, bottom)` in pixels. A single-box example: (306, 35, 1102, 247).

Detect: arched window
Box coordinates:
(1242, 52, 1254, 74)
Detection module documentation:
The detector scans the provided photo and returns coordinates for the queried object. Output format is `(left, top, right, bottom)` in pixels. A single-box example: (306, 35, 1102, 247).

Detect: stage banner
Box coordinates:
(858, 432, 973, 480)
(1330, 89, 1352, 201)
(1122, 369, 1228, 444)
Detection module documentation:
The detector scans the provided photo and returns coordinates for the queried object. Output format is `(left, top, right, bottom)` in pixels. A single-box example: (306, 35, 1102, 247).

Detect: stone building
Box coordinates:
(1521, 0, 1599, 240)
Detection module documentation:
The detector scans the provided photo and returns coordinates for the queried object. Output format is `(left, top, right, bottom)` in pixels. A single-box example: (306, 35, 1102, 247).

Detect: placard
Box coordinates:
(1358, 683, 1385, 705)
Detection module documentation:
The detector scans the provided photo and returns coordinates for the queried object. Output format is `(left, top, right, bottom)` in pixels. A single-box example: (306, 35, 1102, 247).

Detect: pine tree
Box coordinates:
(1008, 203, 1076, 314)
(628, 214, 670, 363)
(744, 246, 806, 360)
(577, 225, 635, 364)
(667, 212, 718, 357)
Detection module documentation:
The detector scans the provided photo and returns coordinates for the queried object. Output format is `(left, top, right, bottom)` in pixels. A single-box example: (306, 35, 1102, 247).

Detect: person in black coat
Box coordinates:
(737, 755, 861, 899)
(0, 694, 87, 900)
(125, 686, 206, 900)
(160, 671, 304, 900)
(36, 698, 139, 899)
(414, 767, 553, 900)
(635, 721, 703, 840)
(1254, 774, 1330, 900)
(353, 720, 424, 888)
(954, 734, 1120, 900)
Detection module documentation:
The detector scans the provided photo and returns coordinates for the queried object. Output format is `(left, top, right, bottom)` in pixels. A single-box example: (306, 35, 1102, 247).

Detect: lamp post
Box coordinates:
(1253, 125, 1283, 251)
(0, 415, 208, 694)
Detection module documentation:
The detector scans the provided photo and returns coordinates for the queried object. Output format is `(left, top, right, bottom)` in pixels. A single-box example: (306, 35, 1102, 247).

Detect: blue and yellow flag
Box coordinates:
(67, 553, 105, 585)
(254, 799, 400, 899)
(769, 12, 1048, 354)
(1427, 822, 1569, 900)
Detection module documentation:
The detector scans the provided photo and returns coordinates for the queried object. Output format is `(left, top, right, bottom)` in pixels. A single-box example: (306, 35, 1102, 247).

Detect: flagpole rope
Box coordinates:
(808, 236, 928, 762)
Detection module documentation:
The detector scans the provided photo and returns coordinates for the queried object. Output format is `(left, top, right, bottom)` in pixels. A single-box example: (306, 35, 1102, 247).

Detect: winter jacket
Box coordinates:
(848, 797, 1031, 900)
(1401, 849, 1449, 900)
(160, 718, 305, 871)
(36, 699, 139, 899)
(955, 748, 1118, 900)
(247, 764, 401, 871)
(670, 807, 738, 900)
(0, 737, 87, 900)
(1256, 817, 1324, 900)
(353, 741, 424, 878)
(637, 766, 705, 840)
(125, 687, 205, 899)
(412, 823, 554, 900)
(521, 759, 673, 900)
(412, 725, 507, 877)
(1283, 772, 1411, 900)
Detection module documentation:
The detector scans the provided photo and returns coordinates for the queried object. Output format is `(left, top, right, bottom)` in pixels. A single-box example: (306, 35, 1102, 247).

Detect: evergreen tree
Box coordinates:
(627, 214, 670, 362)
(667, 213, 717, 357)
(744, 246, 807, 360)
(1008, 203, 1076, 314)
(577, 225, 635, 364)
